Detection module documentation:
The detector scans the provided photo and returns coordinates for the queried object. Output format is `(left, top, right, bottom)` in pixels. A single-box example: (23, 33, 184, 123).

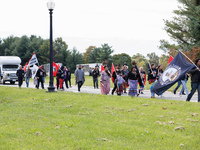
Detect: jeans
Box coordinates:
(93, 78, 98, 88)
(67, 78, 71, 87)
(174, 81, 181, 93)
(187, 82, 200, 102)
(64, 79, 69, 88)
(25, 77, 30, 87)
(179, 79, 188, 95)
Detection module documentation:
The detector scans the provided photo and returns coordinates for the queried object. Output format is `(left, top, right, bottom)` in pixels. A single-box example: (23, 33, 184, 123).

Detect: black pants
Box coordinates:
(93, 78, 98, 88)
(112, 83, 117, 95)
(187, 82, 200, 102)
(56, 78, 59, 90)
(78, 81, 83, 91)
(37, 78, 44, 89)
(64, 79, 69, 88)
(18, 77, 23, 87)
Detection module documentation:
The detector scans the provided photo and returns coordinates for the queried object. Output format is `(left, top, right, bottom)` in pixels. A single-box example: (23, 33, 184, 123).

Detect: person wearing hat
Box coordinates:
(36, 66, 44, 89)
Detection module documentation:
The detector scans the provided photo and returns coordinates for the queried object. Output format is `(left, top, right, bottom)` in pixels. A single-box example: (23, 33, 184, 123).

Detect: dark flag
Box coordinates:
(152, 52, 195, 95)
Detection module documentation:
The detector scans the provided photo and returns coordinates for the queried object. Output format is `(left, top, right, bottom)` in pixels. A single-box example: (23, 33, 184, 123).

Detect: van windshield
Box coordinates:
(2, 65, 18, 71)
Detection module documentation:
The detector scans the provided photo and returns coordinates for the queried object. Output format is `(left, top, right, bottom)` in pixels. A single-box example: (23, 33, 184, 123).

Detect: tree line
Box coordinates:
(0, 35, 171, 73)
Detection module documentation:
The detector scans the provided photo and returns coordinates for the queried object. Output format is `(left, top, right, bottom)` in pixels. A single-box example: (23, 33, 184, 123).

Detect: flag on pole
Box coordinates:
(152, 52, 195, 95)
(101, 65, 104, 72)
(27, 53, 39, 67)
(168, 56, 173, 65)
(53, 62, 59, 77)
(111, 63, 115, 83)
(23, 62, 28, 72)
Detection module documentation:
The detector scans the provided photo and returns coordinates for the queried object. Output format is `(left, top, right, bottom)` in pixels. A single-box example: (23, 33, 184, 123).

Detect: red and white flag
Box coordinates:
(24, 53, 39, 71)
(53, 62, 59, 77)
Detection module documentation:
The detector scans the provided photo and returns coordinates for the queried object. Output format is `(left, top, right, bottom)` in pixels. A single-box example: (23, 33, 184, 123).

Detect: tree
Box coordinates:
(67, 47, 84, 73)
(147, 52, 159, 66)
(38, 40, 50, 65)
(88, 47, 101, 63)
(12, 35, 30, 65)
(132, 53, 148, 72)
(97, 43, 114, 66)
(160, 0, 200, 54)
(112, 53, 132, 69)
(54, 37, 70, 65)
(159, 54, 170, 70)
(83, 46, 95, 64)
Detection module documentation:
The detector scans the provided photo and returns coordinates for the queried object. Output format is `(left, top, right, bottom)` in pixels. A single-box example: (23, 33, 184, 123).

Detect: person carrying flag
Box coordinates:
(186, 58, 200, 102)
(148, 63, 157, 98)
(111, 64, 118, 95)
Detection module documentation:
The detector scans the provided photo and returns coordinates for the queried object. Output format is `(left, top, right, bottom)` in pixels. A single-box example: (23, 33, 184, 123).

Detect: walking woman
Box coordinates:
(128, 66, 140, 96)
(148, 63, 157, 98)
(122, 65, 129, 94)
(100, 66, 111, 95)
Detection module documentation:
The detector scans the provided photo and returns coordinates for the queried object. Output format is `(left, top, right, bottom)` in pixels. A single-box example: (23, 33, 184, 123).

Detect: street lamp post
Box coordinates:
(47, 0, 55, 92)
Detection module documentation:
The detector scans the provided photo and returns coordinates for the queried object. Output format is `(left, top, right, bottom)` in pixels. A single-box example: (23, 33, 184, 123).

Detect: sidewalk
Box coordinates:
(0, 82, 198, 102)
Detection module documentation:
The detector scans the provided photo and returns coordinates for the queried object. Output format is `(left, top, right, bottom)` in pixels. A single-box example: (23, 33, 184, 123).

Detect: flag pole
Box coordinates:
(179, 50, 197, 68)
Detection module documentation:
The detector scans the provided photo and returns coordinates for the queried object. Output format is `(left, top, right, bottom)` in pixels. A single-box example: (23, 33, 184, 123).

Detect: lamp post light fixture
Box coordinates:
(47, 0, 55, 92)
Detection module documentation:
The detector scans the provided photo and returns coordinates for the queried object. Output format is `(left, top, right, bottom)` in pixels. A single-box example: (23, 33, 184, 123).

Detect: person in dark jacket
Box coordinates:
(111, 65, 119, 95)
(92, 67, 99, 89)
(128, 66, 141, 96)
(36, 66, 44, 89)
(67, 68, 72, 87)
(148, 63, 157, 98)
(63, 66, 68, 89)
(186, 58, 200, 102)
(57, 66, 65, 90)
(16, 65, 25, 88)
(25, 66, 32, 87)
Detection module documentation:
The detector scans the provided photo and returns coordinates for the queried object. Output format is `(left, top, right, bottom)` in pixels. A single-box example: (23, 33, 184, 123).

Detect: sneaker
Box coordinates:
(151, 96, 155, 98)
(124, 91, 127, 94)
(137, 94, 139, 97)
(182, 93, 186, 95)
(141, 92, 144, 94)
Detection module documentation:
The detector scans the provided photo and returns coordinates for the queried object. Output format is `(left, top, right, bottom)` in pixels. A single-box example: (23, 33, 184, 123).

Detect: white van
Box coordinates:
(0, 56, 21, 84)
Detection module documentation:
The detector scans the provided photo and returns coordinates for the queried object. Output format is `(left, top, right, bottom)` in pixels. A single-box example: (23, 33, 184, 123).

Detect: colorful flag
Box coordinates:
(111, 63, 115, 83)
(153, 52, 195, 95)
(53, 62, 59, 77)
(23, 62, 28, 72)
(168, 56, 173, 65)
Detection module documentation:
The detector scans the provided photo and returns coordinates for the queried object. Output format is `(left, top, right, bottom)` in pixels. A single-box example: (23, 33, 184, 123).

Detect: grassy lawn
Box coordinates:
(0, 86, 199, 149)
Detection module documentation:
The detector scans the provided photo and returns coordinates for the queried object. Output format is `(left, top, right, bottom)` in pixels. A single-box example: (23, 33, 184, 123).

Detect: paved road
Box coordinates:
(0, 82, 198, 102)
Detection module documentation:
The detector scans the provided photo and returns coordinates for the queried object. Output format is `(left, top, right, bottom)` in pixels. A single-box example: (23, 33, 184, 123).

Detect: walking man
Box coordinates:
(25, 66, 32, 87)
(75, 65, 85, 92)
(186, 59, 200, 102)
(16, 65, 25, 88)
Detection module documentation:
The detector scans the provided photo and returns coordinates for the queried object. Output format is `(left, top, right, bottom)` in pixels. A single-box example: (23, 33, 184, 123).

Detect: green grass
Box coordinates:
(0, 86, 199, 149)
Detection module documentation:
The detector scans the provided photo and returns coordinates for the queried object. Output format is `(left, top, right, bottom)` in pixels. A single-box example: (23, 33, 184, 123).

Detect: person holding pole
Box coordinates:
(186, 58, 200, 102)
(148, 63, 157, 98)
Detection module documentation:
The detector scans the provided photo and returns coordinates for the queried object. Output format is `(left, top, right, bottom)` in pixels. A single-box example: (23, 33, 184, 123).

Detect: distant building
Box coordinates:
(76, 63, 102, 75)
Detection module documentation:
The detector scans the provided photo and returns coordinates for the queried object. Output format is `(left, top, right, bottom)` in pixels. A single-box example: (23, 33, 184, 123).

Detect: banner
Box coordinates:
(153, 52, 195, 95)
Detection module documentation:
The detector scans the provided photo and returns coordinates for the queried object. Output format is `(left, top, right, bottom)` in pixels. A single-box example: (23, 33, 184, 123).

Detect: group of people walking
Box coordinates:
(15, 58, 200, 101)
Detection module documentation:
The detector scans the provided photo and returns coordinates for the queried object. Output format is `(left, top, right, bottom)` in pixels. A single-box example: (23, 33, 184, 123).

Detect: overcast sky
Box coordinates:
(0, 0, 179, 57)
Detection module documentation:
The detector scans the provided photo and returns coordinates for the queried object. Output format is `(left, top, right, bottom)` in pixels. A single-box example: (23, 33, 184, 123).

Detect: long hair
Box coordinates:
(195, 58, 200, 65)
